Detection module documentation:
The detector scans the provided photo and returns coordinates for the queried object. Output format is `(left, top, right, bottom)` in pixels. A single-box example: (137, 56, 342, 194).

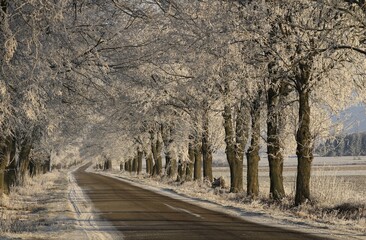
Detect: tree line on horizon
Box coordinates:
(316, 132, 366, 157)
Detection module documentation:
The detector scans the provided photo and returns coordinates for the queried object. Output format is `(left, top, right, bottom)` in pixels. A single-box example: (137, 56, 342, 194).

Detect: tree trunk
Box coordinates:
(0, 136, 11, 195)
(137, 149, 143, 174)
(151, 131, 163, 176)
(246, 92, 261, 198)
(177, 155, 186, 182)
(267, 77, 285, 200)
(223, 100, 249, 193)
(17, 138, 33, 186)
(132, 156, 137, 173)
(124, 161, 128, 171)
(43, 155, 51, 174)
(186, 139, 195, 181)
(161, 124, 177, 178)
(202, 109, 213, 182)
(120, 162, 124, 171)
(295, 86, 313, 205)
(146, 152, 153, 175)
(126, 159, 132, 172)
(194, 133, 202, 181)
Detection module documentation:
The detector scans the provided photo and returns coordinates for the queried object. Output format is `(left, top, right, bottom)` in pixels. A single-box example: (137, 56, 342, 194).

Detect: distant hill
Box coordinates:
(335, 104, 366, 133)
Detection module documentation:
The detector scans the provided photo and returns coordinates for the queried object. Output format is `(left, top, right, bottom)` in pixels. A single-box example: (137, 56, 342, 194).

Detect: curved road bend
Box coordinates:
(74, 164, 330, 240)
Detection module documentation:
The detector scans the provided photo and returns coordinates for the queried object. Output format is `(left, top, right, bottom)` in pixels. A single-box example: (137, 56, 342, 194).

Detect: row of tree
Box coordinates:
(2, 0, 366, 207)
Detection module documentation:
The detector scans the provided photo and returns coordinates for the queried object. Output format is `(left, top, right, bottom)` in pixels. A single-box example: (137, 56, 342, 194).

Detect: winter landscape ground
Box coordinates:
(0, 157, 365, 240)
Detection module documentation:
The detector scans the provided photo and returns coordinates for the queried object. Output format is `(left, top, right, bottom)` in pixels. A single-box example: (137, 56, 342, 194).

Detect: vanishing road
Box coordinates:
(74, 164, 330, 240)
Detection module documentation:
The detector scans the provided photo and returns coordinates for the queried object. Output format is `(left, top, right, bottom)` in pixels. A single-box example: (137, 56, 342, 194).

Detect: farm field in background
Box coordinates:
(212, 155, 366, 208)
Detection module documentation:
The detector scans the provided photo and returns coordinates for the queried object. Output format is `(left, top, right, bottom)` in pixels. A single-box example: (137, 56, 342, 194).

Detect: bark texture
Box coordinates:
(267, 70, 286, 200)
(186, 138, 195, 181)
(151, 131, 163, 176)
(146, 152, 153, 175)
(246, 92, 261, 198)
(202, 109, 213, 182)
(137, 149, 143, 174)
(194, 133, 202, 181)
(223, 99, 249, 193)
(295, 61, 313, 206)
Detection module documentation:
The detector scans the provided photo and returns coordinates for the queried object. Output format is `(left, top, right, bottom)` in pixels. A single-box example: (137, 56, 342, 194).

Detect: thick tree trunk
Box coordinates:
(151, 131, 163, 176)
(161, 124, 177, 178)
(223, 101, 249, 193)
(267, 79, 285, 200)
(103, 158, 112, 171)
(17, 138, 33, 186)
(223, 105, 238, 192)
(132, 156, 137, 173)
(246, 93, 261, 198)
(186, 139, 195, 181)
(146, 152, 153, 175)
(295, 88, 313, 205)
(202, 109, 213, 182)
(124, 161, 128, 171)
(177, 156, 186, 182)
(0, 136, 11, 195)
(43, 156, 51, 174)
(126, 159, 132, 172)
(169, 157, 177, 178)
(194, 134, 202, 181)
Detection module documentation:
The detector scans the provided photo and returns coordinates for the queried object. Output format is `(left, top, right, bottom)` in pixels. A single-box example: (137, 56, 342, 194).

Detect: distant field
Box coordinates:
(212, 155, 366, 200)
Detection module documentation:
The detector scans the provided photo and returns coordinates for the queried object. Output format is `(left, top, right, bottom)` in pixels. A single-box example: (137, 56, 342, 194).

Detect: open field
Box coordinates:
(212, 156, 366, 194)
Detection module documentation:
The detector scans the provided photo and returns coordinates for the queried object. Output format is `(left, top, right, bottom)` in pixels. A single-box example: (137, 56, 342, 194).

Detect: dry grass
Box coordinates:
(0, 171, 74, 237)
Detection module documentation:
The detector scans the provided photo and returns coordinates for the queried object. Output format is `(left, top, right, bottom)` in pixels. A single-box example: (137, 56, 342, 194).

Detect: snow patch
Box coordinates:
(68, 168, 123, 240)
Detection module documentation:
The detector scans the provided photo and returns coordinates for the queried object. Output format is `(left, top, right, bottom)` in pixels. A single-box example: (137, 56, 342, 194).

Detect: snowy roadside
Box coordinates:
(68, 167, 122, 240)
(0, 165, 120, 240)
(93, 169, 366, 240)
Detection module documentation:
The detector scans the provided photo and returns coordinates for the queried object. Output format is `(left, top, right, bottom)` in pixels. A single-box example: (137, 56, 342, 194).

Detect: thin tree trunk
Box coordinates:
(202, 109, 213, 182)
(295, 85, 313, 205)
(137, 149, 143, 174)
(120, 162, 124, 171)
(246, 92, 261, 198)
(186, 139, 194, 181)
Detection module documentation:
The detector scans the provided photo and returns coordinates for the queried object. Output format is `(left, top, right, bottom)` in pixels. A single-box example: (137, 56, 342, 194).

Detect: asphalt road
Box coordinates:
(74, 164, 330, 240)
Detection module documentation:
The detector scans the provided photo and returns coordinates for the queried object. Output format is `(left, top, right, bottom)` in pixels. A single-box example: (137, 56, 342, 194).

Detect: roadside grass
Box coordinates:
(0, 170, 75, 238)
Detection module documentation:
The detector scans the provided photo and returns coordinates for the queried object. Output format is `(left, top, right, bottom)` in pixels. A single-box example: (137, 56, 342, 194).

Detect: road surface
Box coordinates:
(74, 164, 330, 240)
